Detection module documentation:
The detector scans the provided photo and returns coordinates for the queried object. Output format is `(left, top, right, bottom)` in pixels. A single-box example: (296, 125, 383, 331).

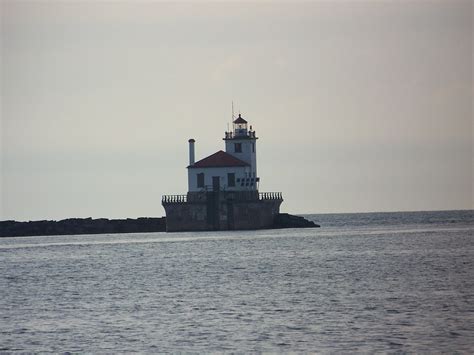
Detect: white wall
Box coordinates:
(188, 166, 259, 192)
(225, 138, 257, 179)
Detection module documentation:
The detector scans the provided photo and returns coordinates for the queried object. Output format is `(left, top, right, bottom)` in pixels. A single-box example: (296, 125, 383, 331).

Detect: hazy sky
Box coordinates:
(1, 1, 472, 221)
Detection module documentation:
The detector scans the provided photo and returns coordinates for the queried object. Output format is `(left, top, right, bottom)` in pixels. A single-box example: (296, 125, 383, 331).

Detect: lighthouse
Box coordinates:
(224, 114, 258, 189)
(186, 114, 259, 193)
(162, 112, 283, 232)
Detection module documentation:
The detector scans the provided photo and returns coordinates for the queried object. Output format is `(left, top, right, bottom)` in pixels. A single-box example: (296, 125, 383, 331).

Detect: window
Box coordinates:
(234, 143, 242, 153)
(197, 173, 204, 188)
(228, 173, 235, 187)
(252, 143, 255, 153)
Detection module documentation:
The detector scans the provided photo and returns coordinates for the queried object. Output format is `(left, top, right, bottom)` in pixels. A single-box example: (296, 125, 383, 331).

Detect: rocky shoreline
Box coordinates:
(0, 214, 319, 237)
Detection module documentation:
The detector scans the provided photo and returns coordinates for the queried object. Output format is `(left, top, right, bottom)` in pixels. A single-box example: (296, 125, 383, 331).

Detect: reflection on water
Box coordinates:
(1, 210, 473, 352)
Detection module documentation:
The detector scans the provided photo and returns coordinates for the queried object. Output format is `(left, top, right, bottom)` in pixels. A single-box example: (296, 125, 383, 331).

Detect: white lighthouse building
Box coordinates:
(187, 114, 259, 192)
(162, 112, 282, 232)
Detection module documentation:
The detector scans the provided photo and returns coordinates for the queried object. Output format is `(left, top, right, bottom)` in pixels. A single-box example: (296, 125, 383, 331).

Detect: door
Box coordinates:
(212, 176, 220, 191)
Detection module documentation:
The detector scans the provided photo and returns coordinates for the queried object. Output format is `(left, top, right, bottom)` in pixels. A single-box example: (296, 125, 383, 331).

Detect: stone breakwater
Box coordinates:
(0, 214, 319, 237)
(0, 217, 167, 237)
(273, 213, 320, 229)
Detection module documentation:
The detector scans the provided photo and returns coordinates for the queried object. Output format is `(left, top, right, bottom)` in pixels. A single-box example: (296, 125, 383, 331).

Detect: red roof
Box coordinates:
(188, 150, 249, 169)
(233, 114, 247, 124)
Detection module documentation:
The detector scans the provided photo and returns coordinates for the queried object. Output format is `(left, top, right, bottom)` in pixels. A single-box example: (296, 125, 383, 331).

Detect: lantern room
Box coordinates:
(233, 114, 248, 137)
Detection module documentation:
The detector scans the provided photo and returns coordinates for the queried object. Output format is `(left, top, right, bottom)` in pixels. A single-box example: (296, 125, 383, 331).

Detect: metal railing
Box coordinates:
(162, 191, 283, 205)
(224, 131, 257, 139)
(162, 195, 187, 204)
(259, 192, 283, 200)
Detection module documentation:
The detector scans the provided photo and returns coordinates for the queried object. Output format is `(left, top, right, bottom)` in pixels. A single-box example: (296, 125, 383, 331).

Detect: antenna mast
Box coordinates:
(231, 101, 235, 135)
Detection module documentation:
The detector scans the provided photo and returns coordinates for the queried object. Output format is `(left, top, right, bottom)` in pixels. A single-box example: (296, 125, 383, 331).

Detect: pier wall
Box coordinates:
(162, 192, 283, 232)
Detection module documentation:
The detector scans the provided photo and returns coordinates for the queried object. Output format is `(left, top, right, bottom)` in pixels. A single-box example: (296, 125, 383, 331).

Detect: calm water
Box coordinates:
(1, 210, 473, 352)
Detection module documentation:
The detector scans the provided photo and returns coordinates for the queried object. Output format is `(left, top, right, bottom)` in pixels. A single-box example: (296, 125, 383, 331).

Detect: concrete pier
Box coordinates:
(162, 191, 283, 232)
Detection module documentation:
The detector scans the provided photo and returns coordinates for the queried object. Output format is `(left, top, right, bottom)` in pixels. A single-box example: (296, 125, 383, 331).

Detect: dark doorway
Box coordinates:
(227, 202, 234, 230)
(212, 176, 220, 191)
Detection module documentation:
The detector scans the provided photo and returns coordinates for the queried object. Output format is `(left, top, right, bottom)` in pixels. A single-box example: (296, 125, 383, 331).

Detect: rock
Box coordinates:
(273, 213, 320, 229)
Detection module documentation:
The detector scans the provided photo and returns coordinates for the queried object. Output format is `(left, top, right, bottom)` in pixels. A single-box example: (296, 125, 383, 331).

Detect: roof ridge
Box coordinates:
(188, 150, 249, 169)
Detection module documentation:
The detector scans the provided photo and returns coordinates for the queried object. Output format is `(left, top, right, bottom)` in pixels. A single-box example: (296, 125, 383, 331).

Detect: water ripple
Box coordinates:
(1, 211, 473, 352)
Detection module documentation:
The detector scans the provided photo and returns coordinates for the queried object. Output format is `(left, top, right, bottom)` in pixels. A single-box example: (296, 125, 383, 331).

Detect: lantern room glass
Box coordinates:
(234, 122, 248, 136)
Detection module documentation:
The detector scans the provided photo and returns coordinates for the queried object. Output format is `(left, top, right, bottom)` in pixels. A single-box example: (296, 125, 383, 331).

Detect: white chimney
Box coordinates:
(188, 139, 195, 165)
